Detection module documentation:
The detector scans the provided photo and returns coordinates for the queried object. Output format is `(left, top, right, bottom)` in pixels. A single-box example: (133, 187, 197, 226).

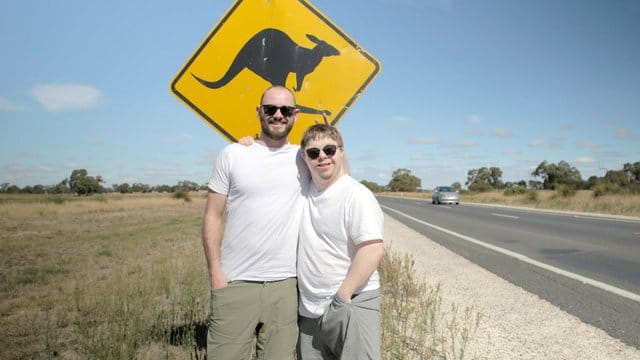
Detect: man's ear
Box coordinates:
(292, 108, 301, 123)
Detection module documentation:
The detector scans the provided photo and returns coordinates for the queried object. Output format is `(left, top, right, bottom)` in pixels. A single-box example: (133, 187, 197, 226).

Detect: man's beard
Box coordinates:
(260, 116, 294, 141)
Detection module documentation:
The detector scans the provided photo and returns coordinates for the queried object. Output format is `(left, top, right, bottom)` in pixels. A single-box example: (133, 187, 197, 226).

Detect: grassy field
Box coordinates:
(1, 192, 481, 359)
(1, 193, 210, 359)
(383, 189, 640, 218)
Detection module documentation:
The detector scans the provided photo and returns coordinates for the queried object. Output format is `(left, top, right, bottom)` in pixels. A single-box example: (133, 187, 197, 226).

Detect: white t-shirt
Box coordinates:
(297, 175, 384, 318)
(208, 142, 306, 282)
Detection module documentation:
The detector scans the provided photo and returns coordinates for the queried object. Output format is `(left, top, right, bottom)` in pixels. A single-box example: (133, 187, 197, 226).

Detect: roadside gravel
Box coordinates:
(383, 214, 640, 360)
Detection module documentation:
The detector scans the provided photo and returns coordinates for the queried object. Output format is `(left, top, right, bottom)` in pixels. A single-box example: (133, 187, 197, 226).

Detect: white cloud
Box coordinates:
(502, 149, 521, 156)
(462, 128, 484, 136)
(17, 152, 39, 159)
(63, 162, 80, 169)
(575, 156, 597, 164)
(408, 136, 437, 145)
(577, 141, 604, 149)
(0, 97, 26, 112)
(32, 83, 102, 112)
(491, 128, 512, 138)
(468, 114, 482, 124)
(445, 140, 476, 148)
(198, 151, 218, 167)
(1, 163, 58, 185)
(391, 115, 410, 123)
(528, 138, 563, 149)
(529, 139, 546, 148)
(616, 128, 630, 140)
(356, 150, 377, 161)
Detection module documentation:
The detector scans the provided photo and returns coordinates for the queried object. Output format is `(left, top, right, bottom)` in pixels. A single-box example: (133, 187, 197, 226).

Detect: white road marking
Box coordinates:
(382, 204, 640, 304)
(491, 213, 519, 219)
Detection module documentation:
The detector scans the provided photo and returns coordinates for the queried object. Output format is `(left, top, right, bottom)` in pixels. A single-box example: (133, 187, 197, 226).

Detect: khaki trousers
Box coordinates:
(207, 278, 298, 360)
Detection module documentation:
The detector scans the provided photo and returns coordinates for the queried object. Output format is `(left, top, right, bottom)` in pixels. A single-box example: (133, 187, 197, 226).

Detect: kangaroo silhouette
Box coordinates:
(192, 28, 340, 115)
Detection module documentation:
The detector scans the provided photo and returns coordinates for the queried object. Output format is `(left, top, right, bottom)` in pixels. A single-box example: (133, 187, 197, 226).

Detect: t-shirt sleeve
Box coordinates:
(347, 186, 384, 245)
(295, 147, 311, 184)
(208, 145, 232, 195)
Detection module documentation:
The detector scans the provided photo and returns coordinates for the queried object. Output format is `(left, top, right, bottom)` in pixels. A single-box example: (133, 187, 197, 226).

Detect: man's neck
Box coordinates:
(257, 135, 288, 148)
(312, 170, 346, 192)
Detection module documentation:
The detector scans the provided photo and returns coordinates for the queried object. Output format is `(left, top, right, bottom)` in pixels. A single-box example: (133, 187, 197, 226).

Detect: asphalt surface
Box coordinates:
(378, 195, 640, 349)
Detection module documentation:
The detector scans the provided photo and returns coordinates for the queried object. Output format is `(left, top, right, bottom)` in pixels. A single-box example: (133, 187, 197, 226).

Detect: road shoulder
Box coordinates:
(383, 214, 640, 359)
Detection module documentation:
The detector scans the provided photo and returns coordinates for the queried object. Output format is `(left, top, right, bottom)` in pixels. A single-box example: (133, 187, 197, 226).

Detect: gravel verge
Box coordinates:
(383, 214, 640, 360)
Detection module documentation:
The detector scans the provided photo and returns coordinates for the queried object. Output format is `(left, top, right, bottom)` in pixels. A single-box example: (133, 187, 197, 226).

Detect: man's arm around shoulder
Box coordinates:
(203, 189, 228, 290)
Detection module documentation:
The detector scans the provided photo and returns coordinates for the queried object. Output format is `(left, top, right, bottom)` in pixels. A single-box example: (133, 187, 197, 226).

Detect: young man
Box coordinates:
(297, 124, 385, 360)
(202, 85, 307, 360)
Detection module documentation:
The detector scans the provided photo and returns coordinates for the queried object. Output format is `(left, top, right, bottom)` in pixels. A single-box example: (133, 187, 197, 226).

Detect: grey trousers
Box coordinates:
(297, 289, 381, 360)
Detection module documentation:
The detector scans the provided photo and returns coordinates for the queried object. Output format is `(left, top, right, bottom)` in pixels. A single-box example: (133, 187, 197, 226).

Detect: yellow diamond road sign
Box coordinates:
(171, 0, 381, 144)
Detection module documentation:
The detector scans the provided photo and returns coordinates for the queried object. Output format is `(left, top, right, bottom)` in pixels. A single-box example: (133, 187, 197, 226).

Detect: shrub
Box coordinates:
(380, 251, 481, 359)
(172, 190, 192, 202)
(556, 185, 576, 198)
(592, 182, 621, 197)
(503, 186, 527, 196)
(525, 190, 538, 203)
(468, 181, 493, 193)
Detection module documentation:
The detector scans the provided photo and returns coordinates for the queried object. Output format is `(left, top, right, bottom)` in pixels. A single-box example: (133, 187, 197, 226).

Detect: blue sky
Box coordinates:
(2, 0, 639, 189)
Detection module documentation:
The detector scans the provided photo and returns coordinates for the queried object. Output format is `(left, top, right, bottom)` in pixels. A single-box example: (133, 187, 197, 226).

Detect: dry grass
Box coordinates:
(1, 192, 481, 359)
(380, 252, 482, 360)
(383, 190, 640, 218)
(0, 193, 209, 359)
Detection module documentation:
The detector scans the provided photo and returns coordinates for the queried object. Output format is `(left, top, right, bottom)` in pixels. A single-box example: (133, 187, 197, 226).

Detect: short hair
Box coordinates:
(301, 124, 344, 148)
(260, 85, 296, 105)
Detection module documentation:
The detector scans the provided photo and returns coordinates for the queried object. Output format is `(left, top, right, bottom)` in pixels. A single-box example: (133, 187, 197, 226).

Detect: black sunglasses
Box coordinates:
(261, 104, 297, 117)
(305, 144, 339, 160)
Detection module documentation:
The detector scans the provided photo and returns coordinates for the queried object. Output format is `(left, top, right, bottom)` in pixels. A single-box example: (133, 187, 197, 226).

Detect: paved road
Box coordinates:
(378, 195, 640, 349)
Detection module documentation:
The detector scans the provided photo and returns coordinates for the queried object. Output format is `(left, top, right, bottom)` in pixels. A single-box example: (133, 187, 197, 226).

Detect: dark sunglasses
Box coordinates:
(261, 104, 297, 117)
(306, 145, 339, 160)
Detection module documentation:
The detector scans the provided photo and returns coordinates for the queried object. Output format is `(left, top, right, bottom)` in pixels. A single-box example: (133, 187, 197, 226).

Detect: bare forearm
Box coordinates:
(337, 241, 384, 301)
(202, 191, 228, 289)
(202, 217, 226, 289)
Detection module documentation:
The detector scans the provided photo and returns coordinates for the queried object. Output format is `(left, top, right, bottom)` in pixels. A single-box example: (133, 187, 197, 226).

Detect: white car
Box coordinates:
(432, 186, 459, 205)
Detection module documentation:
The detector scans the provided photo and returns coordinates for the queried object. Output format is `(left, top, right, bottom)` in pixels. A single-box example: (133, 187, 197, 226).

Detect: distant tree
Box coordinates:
(0, 183, 9, 193)
(113, 183, 132, 194)
(361, 180, 383, 193)
(131, 183, 151, 193)
(31, 184, 46, 194)
(50, 179, 71, 194)
(531, 160, 582, 190)
(623, 161, 640, 183)
(452, 182, 462, 191)
(466, 166, 503, 191)
(387, 168, 421, 192)
(153, 184, 173, 193)
(528, 180, 543, 190)
(5, 184, 20, 193)
(585, 175, 601, 189)
(504, 180, 527, 189)
(604, 170, 629, 187)
(68, 169, 105, 196)
(176, 180, 199, 192)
